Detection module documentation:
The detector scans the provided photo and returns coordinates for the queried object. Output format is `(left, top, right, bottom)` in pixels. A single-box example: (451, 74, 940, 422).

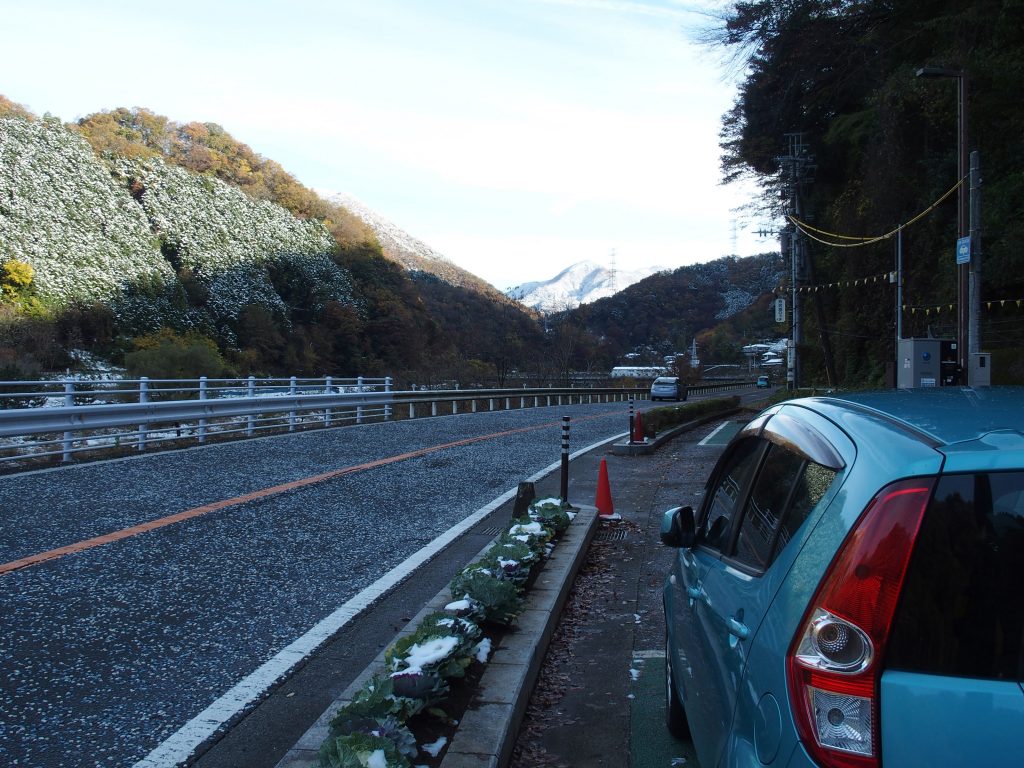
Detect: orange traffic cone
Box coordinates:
(595, 457, 615, 517)
(632, 410, 646, 443)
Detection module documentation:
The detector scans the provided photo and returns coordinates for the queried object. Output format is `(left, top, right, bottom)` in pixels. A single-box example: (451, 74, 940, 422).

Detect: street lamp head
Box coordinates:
(915, 65, 963, 79)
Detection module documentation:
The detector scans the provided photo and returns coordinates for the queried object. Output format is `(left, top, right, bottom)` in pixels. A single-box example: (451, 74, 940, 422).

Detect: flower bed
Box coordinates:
(315, 498, 574, 768)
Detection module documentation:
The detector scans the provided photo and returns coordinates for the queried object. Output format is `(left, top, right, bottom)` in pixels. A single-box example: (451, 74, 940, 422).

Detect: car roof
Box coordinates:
(804, 387, 1024, 448)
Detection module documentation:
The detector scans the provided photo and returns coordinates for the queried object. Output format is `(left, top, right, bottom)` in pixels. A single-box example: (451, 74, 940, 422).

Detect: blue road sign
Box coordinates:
(956, 236, 971, 264)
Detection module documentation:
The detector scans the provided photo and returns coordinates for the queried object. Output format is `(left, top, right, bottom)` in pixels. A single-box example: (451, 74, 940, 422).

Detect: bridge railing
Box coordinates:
(0, 376, 752, 468)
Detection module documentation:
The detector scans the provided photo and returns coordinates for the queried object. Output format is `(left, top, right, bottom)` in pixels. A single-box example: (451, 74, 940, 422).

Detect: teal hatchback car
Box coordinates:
(661, 388, 1024, 768)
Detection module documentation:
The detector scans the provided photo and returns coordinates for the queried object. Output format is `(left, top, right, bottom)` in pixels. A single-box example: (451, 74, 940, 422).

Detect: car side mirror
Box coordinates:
(660, 506, 696, 549)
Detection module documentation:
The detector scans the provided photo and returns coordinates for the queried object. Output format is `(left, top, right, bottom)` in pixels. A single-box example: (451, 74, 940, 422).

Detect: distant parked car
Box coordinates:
(756, 374, 770, 388)
(661, 388, 1024, 768)
(650, 376, 686, 402)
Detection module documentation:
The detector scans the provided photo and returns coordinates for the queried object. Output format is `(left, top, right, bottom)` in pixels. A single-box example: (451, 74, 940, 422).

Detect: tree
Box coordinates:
(711, 0, 1024, 386)
(124, 328, 228, 379)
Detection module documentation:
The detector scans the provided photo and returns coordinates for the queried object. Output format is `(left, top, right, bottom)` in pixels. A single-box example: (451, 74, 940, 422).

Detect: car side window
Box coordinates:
(733, 454, 837, 572)
(776, 462, 836, 555)
(734, 445, 805, 569)
(701, 437, 764, 552)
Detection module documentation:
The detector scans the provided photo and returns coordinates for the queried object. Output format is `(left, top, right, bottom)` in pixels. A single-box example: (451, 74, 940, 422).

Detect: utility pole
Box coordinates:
(968, 149, 982, 361)
(776, 133, 812, 390)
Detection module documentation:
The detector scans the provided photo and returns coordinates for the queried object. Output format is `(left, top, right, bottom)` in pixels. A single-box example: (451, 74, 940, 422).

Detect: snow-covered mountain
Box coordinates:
(506, 261, 662, 313)
(323, 192, 500, 296)
(325, 192, 451, 270)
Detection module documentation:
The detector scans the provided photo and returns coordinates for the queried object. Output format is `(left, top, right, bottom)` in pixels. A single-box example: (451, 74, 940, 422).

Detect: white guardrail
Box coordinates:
(0, 375, 673, 466)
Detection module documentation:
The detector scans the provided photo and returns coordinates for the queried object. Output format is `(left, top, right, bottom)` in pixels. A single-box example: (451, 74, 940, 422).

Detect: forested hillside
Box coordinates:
(713, 0, 1024, 385)
(565, 253, 785, 365)
(0, 100, 541, 382)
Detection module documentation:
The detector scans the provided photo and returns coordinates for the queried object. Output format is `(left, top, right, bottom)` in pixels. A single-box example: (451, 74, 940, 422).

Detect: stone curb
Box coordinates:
(274, 505, 600, 768)
(609, 407, 742, 455)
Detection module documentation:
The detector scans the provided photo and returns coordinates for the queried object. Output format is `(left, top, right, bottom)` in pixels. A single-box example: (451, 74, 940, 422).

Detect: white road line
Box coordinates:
(698, 421, 730, 446)
(132, 433, 625, 768)
(632, 650, 665, 660)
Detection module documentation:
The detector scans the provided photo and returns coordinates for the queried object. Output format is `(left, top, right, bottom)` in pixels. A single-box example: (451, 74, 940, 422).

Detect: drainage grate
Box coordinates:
(596, 527, 628, 542)
(477, 525, 503, 536)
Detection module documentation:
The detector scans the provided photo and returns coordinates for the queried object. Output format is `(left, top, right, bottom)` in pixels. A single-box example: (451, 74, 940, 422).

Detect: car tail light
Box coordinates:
(787, 478, 935, 767)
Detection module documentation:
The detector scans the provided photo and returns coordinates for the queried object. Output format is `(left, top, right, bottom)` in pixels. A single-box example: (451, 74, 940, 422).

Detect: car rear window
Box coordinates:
(887, 471, 1024, 681)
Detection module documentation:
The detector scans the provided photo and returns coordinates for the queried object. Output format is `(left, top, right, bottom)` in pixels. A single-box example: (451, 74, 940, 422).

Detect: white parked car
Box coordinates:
(650, 376, 686, 402)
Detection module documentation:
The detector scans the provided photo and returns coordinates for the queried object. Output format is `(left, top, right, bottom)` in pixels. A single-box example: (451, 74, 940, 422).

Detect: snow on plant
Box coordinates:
(478, 536, 537, 586)
(528, 497, 574, 534)
(329, 676, 424, 740)
(386, 610, 481, 694)
(507, 519, 553, 552)
(110, 156, 354, 326)
(317, 731, 411, 768)
(0, 116, 180, 329)
(449, 566, 524, 625)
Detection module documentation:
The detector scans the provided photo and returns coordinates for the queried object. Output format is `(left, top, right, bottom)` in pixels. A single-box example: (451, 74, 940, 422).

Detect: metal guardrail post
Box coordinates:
(198, 377, 208, 444)
(628, 397, 635, 445)
(247, 376, 255, 436)
(384, 377, 392, 421)
(409, 402, 415, 419)
(472, 399, 477, 413)
(505, 397, 511, 410)
(289, 376, 297, 431)
(325, 376, 333, 427)
(453, 399, 459, 415)
(138, 377, 149, 452)
(489, 398, 495, 411)
(432, 401, 438, 417)
(62, 380, 74, 462)
(356, 376, 364, 424)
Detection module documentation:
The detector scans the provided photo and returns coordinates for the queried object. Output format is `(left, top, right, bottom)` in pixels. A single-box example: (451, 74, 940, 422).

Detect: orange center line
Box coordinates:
(0, 412, 616, 576)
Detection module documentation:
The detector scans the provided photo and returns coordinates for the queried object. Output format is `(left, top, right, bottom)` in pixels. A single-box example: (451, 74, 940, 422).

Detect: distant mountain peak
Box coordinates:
(506, 260, 662, 312)
(323, 191, 507, 301)
(325, 192, 453, 271)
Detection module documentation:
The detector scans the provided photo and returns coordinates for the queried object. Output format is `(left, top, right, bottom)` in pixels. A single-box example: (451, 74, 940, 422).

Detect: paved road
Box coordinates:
(0, 402, 639, 768)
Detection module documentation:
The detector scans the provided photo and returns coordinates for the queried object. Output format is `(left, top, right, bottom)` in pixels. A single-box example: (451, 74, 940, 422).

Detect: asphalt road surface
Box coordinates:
(0, 401, 642, 767)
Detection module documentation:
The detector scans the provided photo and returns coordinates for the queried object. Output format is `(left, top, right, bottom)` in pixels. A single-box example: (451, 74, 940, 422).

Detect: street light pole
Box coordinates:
(915, 66, 969, 382)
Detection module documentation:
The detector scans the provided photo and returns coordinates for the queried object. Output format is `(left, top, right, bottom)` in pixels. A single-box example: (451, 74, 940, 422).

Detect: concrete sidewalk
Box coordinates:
(508, 417, 737, 768)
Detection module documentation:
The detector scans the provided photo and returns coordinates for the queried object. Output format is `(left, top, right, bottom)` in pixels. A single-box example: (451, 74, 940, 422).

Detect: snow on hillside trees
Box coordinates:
(0, 114, 356, 345)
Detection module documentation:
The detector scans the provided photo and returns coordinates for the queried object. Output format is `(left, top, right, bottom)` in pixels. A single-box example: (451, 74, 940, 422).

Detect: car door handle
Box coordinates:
(727, 616, 750, 640)
(686, 584, 708, 607)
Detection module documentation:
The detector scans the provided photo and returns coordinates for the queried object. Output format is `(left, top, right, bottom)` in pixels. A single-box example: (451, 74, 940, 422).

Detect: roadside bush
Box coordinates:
(642, 395, 739, 436)
(124, 327, 229, 380)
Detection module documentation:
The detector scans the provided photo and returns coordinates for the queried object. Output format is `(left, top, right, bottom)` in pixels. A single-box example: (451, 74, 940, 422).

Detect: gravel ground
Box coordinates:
(0, 403, 632, 768)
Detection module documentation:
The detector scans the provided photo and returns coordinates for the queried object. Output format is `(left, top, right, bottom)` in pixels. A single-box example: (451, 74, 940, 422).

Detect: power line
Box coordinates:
(787, 175, 965, 248)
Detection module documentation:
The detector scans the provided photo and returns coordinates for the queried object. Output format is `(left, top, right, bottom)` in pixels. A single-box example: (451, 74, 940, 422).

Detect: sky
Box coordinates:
(1, 0, 773, 290)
